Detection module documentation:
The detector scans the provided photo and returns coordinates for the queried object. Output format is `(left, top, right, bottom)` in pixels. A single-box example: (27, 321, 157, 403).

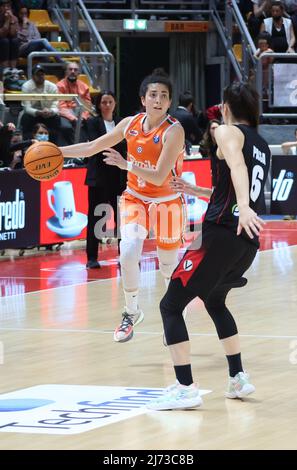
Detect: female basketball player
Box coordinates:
(60, 69, 185, 343)
(147, 82, 271, 410)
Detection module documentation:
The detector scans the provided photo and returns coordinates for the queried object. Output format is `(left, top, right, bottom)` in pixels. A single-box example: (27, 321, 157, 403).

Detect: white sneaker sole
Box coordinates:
(147, 396, 203, 411)
(225, 383, 256, 399)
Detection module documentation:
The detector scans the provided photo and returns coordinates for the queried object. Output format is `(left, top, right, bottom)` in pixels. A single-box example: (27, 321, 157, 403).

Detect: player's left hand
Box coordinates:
(103, 148, 127, 170)
(237, 206, 266, 239)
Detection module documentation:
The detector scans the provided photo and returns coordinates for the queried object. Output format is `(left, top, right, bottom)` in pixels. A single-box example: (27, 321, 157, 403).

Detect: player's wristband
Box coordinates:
(126, 161, 133, 172)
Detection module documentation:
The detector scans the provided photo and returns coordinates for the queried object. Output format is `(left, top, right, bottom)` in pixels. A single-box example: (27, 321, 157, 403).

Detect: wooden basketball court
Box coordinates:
(0, 220, 297, 450)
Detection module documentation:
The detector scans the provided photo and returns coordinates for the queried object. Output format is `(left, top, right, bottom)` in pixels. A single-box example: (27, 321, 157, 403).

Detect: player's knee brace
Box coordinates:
(119, 224, 146, 290)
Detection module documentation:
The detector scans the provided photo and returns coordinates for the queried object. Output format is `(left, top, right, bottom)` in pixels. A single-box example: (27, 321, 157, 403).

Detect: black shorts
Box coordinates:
(172, 221, 258, 300)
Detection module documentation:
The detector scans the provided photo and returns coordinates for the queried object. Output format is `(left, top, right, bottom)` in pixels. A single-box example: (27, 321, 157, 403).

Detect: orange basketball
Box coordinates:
(24, 142, 64, 181)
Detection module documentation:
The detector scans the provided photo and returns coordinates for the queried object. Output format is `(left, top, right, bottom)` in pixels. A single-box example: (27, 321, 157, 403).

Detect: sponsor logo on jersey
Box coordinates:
(183, 259, 193, 271)
(272, 170, 294, 201)
(128, 129, 138, 136)
(231, 204, 239, 217)
(153, 135, 160, 144)
(137, 146, 143, 154)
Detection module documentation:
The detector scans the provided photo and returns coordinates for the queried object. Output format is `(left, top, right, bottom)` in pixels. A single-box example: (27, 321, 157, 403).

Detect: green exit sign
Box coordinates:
(123, 19, 147, 31)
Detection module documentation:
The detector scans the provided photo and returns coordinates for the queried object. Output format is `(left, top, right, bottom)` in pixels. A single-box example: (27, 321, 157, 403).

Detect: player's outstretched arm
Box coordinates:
(169, 176, 212, 198)
(59, 117, 131, 159)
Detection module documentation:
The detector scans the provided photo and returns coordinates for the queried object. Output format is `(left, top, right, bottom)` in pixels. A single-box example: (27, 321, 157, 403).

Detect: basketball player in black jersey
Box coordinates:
(148, 82, 270, 411)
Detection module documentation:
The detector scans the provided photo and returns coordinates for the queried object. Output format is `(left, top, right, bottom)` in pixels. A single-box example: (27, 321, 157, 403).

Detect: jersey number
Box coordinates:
(250, 165, 264, 202)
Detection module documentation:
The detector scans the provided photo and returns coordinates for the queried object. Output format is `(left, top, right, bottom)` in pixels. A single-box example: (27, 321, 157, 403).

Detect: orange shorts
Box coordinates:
(119, 191, 186, 250)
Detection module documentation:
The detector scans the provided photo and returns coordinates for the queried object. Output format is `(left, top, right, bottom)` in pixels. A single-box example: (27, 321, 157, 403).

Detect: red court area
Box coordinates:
(0, 221, 296, 297)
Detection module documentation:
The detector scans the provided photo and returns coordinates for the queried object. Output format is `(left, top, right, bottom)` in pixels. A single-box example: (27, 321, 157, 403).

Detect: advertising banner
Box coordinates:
(0, 170, 40, 249)
(182, 159, 211, 223)
(271, 155, 297, 214)
(272, 63, 297, 107)
(39, 168, 88, 245)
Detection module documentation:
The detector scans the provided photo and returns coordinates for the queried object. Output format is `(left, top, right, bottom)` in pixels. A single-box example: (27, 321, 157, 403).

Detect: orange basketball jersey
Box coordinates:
(124, 113, 184, 199)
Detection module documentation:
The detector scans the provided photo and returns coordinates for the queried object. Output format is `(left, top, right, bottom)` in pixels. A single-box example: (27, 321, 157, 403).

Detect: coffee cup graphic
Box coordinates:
(47, 181, 77, 228)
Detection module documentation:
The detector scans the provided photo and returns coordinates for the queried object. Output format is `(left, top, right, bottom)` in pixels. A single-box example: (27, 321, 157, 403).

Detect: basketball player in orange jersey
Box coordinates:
(60, 69, 185, 343)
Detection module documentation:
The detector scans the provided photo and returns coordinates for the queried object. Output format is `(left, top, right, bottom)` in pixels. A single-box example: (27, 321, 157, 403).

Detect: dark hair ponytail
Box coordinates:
(223, 82, 259, 128)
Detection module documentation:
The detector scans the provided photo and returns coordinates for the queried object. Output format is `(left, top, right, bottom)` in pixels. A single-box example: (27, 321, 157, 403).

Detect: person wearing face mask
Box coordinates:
(56, 62, 92, 143)
(32, 122, 49, 142)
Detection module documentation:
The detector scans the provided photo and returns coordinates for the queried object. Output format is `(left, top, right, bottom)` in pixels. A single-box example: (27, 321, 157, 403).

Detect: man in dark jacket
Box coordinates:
(172, 91, 202, 154)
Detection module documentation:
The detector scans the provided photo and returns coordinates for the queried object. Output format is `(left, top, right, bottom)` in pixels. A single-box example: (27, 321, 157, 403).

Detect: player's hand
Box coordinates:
(169, 176, 188, 193)
(103, 148, 127, 170)
(237, 205, 266, 239)
(170, 176, 199, 197)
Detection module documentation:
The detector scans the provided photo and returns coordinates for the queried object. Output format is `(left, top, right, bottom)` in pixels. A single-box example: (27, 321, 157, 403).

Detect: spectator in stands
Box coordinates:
(56, 62, 92, 143)
(0, 0, 19, 74)
(85, 90, 127, 269)
(172, 91, 203, 155)
(9, 128, 35, 169)
(282, 1, 297, 39)
(17, 6, 64, 63)
(254, 32, 274, 96)
(248, 1, 274, 39)
(20, 63, 62, 143)
(261, 1, 296, 52)
(0, 119, 15, 167)
(32, 121, 50, 141)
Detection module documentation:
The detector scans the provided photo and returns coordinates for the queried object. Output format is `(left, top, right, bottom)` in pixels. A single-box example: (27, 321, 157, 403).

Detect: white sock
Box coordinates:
(124, 290, 139, 313)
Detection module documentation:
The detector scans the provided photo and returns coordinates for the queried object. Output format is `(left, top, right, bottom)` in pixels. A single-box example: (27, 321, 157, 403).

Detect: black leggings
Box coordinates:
(160, 223, 257, 345)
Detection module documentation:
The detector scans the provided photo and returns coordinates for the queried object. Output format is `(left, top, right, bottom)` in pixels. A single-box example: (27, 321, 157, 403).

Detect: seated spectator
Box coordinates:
(172, 91, 203, 155)
(56, 62, 92, 143)
(32, 121, 50, 142)
(9, 128, 34, 169)
(0, 0, 19, 74)
(20, 63, 62, 144)
(17, 6, 64, 63)
(261, 1, 296, 52)
(0, 120, 15, 167)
